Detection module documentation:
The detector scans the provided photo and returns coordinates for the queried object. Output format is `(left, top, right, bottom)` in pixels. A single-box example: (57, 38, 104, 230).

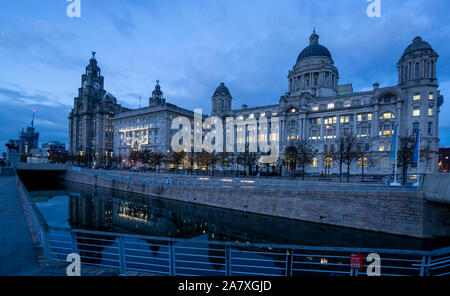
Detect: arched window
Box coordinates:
(380, 157, 390, 168)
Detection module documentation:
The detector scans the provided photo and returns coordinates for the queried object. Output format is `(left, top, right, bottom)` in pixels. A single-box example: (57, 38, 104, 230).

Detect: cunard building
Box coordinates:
(211, 31, 443, 175)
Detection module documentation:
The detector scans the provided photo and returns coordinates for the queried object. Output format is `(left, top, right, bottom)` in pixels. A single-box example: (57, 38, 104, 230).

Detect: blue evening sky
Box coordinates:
(0, 0, 449, 153)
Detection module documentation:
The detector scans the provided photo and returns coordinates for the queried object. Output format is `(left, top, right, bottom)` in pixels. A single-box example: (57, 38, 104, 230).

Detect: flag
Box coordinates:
(389, 125, 398, 160)
(412, 131, 420, 163)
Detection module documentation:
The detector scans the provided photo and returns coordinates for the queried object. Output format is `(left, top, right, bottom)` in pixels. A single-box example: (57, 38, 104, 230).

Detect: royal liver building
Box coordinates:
(212, 31, 443, 175)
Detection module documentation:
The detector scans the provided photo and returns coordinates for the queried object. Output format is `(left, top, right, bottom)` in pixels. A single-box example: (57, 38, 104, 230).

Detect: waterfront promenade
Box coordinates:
(0, 176, 64, 275)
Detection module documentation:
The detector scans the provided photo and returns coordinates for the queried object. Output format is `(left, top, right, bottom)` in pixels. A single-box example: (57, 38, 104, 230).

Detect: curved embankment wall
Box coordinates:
(64, 170, 443, 239)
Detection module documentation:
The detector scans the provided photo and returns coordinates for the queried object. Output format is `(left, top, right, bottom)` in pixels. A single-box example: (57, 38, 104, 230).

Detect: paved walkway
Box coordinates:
(0, 176, 64, 275)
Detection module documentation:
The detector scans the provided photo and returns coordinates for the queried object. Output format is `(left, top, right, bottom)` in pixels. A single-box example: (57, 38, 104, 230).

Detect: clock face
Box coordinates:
(93, 82, 100, 89)
(82, 80, 87, 88)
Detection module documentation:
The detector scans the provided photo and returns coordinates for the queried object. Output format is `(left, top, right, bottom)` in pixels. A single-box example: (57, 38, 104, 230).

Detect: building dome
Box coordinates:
(213, 82, 231, 97)
(402, 36, 433, 57)
(297, 31, 332, 63)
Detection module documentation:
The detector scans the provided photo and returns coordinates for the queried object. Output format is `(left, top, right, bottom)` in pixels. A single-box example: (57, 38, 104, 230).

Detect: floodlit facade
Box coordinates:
(69, 32, 443, 175)
(111, 82, 196, 160)
(211, 32, 443, 174)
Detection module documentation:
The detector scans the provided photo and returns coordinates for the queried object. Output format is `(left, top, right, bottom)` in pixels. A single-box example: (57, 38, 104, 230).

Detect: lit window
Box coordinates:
(413, 107, 420, 117)
(312, 157, 318, 167)
(428, 108, 433, 116)
(344, 101, 351, 107)
(357, 114, 362, 121)
(312, 105, 319, 111)
(368, 113, 372, 121)
(379, 146, 385, 152)
(429, 94, 434, 100)
(327, 103, 335, 110)
(340, 115, 349, 123)
(413, 95, 421, 101)
(317, 118, 322, 125)
(383, 112, 392, 119)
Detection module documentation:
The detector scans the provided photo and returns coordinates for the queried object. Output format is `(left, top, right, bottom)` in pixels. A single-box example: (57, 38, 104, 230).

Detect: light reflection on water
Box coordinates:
(31, 181, 440, 250)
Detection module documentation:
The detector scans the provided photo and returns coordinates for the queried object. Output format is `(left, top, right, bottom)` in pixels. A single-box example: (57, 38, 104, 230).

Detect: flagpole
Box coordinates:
(391, 125, 400, 186)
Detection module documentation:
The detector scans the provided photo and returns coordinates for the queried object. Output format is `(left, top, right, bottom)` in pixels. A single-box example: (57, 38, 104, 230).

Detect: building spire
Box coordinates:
(309, 28, 319, 45)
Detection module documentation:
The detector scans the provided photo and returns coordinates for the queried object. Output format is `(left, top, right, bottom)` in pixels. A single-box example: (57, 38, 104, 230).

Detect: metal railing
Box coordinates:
(45, 226, 449, 276)
(15, 171, 52, 263)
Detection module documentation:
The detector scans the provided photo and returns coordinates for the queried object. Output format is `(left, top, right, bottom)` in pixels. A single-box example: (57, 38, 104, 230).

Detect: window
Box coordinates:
(428, 108, 433, 116)
(340, 115, 350, 123)
(312, 105, 319, 111)
(327, 103, 335, 110)
(344, 101, 351, 107)
(413, 107, 420, 117)
(428, 122, 433, 135)
(368, 113, 372, 121)
(429, 93, 434, 100)
(379, 145, 385, 152)
(312, 157, 318, 167)
(380, 157, 390, 168)
(415, 63, 420, 79)
(413, 94, 421, 101)
(357, 114, 362, 122)
(382, 112, 395, 119)
(383, 124, 393, 136)
(324, 117, 337, 124)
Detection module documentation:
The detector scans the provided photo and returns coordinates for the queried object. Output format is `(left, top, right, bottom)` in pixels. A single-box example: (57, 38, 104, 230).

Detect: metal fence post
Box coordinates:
(169, 240, 175, 276)
(420, 255, 432, 276)
(225, 245, 231, 276)
(285, 249, 293, 276)
(118, 236, 127, 275)
(71, 231, 77, 254)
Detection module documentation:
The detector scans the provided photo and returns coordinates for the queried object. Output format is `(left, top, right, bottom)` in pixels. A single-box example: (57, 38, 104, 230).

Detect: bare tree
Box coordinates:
(398, 135, 416, 186)
(209, 153, 220, 176)
(342, 135, 357, 183)
(217, 152, 233, 176)
(236, 144, 258, 176)
(296, 140, 316, 180)
(355, 142, 373, 182)
(284, 146, 298, 178)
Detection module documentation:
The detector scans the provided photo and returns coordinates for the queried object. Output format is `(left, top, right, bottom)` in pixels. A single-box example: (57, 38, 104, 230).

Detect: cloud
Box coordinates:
(1, 0, 450, 151)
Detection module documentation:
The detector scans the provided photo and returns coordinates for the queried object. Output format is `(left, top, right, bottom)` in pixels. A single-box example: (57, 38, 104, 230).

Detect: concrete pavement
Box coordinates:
(0, 176, 66, 275)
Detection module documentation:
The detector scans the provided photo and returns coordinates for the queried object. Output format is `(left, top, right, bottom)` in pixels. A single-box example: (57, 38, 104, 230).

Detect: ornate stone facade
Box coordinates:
(212, 32, 444, 175)
(68, 53, 127, 165)
(111, 81, 196, 161)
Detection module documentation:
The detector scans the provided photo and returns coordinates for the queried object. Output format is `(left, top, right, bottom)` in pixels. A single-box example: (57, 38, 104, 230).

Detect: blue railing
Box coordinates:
(15, 170, 52, 263)
(45, 227, 449, 276)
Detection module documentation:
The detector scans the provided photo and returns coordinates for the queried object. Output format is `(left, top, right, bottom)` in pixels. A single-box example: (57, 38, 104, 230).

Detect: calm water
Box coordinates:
(26, 180, 447, 251)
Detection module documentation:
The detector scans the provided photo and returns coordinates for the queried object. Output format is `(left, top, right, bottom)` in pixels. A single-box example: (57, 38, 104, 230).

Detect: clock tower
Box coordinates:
(69, 52, 124, 167)
(81, 51, 105, 99)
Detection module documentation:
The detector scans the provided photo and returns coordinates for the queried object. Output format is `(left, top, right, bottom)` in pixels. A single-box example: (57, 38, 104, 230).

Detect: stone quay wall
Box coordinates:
(64, 169, 434, 238)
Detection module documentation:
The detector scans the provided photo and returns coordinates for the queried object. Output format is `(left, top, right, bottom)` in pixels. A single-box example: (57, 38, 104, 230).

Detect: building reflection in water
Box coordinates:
(63, 181, 436, 251)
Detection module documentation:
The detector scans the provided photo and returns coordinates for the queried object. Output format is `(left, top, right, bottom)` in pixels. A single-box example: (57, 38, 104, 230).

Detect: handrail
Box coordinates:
(49, 226, 434, 256)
